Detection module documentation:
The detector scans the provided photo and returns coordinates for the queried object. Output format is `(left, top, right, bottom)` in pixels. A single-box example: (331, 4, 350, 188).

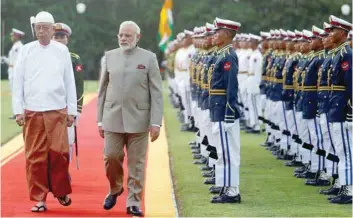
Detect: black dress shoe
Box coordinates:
(285, 160, 304, 167)
(193, 159, 206, 164)
(191, 149, 200, 154)
(294, 166, 306, 174)
(193, 154, 202, 159)
(202, 171, 214, 177)
(189, 141, 197, 145)
(209, 186, 222, 194)
(305, 179, 330, 186)
(264, 142, 273, 147)
(211, 194, 241, 203)
(273, 148, 282, 157)
(319, 186, 340, 195)
(328, 185, 352, 204)
(200, 166, 213, 171)
(127, 206, 144, 216)
(204, 177, 215, 185)
(296, 171, 316, 179)
(330, 195, 352, 204)
(103, 188, 124, 210)
(276, 154, 286, 160)
(270, 146, 279, 152)
(190, 145, 199, 149)
(282, 154, 294, 160)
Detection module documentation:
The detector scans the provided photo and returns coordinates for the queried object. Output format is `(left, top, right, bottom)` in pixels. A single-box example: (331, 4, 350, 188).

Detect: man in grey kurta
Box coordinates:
(97, 21, 163, 216)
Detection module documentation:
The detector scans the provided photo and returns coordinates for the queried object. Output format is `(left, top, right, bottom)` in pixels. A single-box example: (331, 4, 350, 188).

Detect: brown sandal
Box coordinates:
(31, 205, 47, 212)
(57, 195, 72, 206)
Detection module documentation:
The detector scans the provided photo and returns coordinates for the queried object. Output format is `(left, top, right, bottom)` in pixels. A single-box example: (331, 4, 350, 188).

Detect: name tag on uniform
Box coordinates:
(137, 64, 146, 69)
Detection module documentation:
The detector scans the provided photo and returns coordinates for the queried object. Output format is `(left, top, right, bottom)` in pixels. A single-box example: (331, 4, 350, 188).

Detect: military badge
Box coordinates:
(341, 61, 349, 71)
(224, 62, 231, 71)
(55, 23, 63, 30)
(75, 64, 83, 72)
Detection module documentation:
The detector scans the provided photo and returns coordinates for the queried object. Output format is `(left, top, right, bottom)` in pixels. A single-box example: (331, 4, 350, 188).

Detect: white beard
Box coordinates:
(119, 41, 137, 51)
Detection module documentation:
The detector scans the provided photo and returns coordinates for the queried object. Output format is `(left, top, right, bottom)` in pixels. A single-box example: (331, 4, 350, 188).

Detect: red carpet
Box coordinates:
(1, 98, 145, 217)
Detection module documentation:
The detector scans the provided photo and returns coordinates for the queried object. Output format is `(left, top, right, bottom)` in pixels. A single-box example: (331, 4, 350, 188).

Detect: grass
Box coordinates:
(0, 80, 99, 144)
(163, 83, 352, 217)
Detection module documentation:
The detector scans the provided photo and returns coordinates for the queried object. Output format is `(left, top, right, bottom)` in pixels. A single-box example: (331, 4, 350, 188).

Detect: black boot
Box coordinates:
(320, 176, 340, 195)
(285, 159, 304, 167)
(330, 186, 352, 204)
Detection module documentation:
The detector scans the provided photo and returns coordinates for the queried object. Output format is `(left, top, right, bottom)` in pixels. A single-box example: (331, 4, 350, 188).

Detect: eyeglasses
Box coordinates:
(34, 25, 52, 31)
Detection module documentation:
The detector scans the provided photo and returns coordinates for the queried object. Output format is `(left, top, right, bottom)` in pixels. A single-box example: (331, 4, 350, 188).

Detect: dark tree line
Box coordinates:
(1, 0, 351, 80)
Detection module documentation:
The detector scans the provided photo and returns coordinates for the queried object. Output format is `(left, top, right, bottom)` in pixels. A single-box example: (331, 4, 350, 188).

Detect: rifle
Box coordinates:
(30, 16, 35, 38)
(74, 125, 80, 170)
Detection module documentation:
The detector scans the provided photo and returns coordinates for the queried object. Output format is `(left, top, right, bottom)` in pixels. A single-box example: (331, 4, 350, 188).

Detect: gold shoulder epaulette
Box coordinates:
(70, 52, 80, 59)
(338, 41, 349, 58)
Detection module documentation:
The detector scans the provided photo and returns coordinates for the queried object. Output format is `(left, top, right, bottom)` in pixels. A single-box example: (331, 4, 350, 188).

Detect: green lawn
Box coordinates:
(0, 80, 99, 144)
(163, 84, 352, 217)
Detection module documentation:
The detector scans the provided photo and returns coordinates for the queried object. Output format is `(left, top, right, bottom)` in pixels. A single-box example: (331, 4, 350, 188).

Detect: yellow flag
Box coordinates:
(158, 0, 173, 51)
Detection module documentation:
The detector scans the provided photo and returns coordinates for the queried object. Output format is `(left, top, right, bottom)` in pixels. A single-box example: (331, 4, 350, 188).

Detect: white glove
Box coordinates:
(211, 122, 220, 134)
(344, 121, 352, 130)
(1, 56, 8, 64)
(74, 112, 81, 126)
(224, 122, 236, 132)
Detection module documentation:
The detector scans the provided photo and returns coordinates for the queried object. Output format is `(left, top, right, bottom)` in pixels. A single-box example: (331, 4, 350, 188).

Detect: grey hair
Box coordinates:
(119, 21, 141, 34)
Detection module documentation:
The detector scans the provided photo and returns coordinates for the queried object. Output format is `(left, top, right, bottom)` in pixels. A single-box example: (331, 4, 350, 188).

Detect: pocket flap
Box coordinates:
(104, 101, 113, 108)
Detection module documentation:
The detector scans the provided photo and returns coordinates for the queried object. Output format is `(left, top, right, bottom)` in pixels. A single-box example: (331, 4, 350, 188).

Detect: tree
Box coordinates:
(1, 0, 351, 79)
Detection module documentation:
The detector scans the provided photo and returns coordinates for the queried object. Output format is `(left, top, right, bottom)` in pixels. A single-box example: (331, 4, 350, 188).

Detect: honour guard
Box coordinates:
(209, 17, 242, 204)
(318, 22, 340, 195)
(258, 31, 272, 121)
(245, 34, 263, 134)
(281, 30, 301, 164)
(53, 22, 84, 165)
(2, 28, 25, 119)
(301, 26, 327, 185)
(2, 28, 25, 92)
(326, 15, 352, 204)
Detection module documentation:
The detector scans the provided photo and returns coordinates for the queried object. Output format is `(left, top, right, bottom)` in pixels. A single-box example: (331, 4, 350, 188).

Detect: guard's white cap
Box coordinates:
(11, 28, 25, 36)
(249, 33, 261, 41)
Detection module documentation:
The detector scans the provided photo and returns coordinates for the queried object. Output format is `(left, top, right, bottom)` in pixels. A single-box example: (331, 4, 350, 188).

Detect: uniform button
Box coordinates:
(336, 103, 339, 106)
